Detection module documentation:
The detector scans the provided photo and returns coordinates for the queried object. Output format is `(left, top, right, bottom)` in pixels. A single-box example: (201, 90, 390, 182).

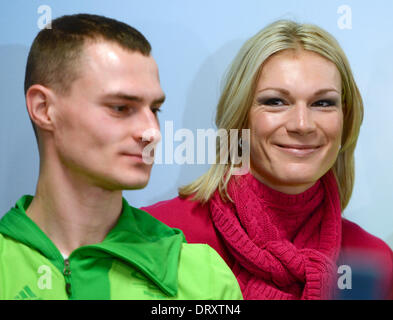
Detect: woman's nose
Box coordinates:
(286, 103, 316, 135)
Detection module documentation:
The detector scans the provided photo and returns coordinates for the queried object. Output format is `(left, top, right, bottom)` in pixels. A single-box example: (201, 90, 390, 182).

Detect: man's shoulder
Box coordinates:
(0, 231, 50, 263)
(0, 232, 17, 251)
(0, 232, 4, 248)
(177, 243, 242, 300)
(0, 233, 67, 300)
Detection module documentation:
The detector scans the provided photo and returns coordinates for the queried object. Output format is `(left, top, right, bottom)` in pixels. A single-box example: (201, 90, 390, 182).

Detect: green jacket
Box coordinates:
(0, 195, 243, 300)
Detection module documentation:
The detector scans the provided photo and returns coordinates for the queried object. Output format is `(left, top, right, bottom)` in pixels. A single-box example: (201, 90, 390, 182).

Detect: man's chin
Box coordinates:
(118, 178, 149, 190)
(121, 183, 148, 191)
(94, 178, 148, 191)
(112, 167, 152, 190)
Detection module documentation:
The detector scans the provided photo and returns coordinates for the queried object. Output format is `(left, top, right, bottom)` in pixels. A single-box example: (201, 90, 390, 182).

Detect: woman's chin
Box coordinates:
(256, 170, 321, 194)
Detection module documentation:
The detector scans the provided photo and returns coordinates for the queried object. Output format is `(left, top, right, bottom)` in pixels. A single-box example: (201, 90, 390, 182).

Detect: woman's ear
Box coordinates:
(25, 84, 56, 132)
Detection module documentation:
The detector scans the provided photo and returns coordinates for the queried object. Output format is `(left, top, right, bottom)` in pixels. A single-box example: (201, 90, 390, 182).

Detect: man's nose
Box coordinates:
(286, 103, 316, 135)
(136, 108, 161, 145)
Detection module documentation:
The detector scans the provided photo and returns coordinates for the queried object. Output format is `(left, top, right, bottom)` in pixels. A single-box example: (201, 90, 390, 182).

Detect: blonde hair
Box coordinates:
(179, 20, 364, 210)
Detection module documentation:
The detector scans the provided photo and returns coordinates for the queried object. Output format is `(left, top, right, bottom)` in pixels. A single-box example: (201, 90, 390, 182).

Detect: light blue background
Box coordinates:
(0, 0, 392, 248)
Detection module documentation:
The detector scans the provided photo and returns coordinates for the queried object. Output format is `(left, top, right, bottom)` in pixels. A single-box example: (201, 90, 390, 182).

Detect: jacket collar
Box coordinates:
(0, 195, 185, 296)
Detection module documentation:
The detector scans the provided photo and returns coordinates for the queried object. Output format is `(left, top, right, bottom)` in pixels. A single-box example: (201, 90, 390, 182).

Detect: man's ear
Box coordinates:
(25, 84, 56, 132)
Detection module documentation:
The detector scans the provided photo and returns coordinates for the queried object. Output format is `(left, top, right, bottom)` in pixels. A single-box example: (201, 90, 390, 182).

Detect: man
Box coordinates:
(0, 14, 242, 300)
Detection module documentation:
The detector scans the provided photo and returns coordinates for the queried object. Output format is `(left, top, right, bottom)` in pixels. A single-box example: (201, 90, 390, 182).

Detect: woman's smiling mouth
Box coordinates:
(274, 143, 322, 156)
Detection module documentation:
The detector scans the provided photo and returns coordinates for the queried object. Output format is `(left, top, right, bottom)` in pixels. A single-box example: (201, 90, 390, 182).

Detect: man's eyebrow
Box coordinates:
(103, 92, 166, 104)
(153, 95, 166, 105)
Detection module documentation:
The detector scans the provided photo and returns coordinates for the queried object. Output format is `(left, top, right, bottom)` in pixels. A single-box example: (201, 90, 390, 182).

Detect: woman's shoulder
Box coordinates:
(340, 218, 393, 299)
(141, 196, 214, 241)
(141, 195, 209, 222)
(142, 195, 205, 213)
(341, 218, 392, 254)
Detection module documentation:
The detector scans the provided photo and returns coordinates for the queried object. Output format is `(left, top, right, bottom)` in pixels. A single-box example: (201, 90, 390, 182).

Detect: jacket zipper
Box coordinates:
(63, 258, 72, 297)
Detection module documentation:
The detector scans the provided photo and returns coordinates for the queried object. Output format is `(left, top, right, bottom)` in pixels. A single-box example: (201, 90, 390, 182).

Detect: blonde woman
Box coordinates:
(142, 20, 393, 299)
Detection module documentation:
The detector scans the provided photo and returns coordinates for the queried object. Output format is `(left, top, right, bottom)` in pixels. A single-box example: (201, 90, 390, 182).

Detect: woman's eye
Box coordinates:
(257, 98, 286, 106)
(312, 99, 336, 107)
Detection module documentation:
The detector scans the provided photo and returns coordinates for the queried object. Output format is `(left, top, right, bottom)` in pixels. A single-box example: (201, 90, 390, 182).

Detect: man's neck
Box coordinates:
(26, 163, 123, 257)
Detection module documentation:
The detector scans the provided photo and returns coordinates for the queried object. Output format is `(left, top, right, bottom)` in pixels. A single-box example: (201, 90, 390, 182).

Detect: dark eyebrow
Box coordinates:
(256, 87, 340, 96)
(153, 95, 166, 105)
(103, 92, 166, 105)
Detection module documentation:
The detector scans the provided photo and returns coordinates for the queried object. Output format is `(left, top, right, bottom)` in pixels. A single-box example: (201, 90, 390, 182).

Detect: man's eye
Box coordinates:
(312, 99, 336, 107)
(112, 106, 128, 112)
(151, 107, 162, 115)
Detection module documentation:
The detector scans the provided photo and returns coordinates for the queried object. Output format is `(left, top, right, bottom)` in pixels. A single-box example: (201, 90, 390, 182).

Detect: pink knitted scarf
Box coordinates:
(209, 170, 342, 300)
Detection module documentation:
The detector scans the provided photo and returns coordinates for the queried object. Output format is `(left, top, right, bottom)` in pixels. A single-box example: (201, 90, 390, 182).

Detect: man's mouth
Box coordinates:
(121, 153, 145, 162)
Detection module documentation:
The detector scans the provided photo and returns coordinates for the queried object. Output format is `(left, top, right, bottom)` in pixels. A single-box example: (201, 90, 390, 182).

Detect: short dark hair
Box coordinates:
(24, 13, 152, 138)
(25, 13, 151, 95)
